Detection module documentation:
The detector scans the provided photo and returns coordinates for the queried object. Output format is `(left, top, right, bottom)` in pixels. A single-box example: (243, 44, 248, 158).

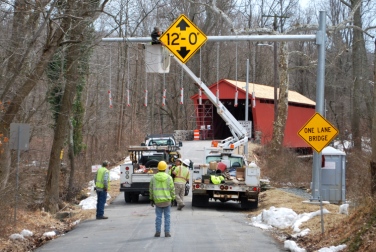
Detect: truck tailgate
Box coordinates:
(131, 174, 154, 183)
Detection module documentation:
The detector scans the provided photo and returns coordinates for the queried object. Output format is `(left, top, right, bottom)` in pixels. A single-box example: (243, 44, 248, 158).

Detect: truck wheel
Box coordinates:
(131, 193, 139, 203)
(192, 194, 209, 207)
(241, 197, 258, 209)
(249, 199, 258, 209)
(124, 192, 131, 203)
(145, 159, 159, 168)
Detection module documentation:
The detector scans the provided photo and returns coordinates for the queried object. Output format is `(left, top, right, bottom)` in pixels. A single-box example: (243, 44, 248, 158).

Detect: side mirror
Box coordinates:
(179, 141, 183, 147)
(141, 143, 146, 146)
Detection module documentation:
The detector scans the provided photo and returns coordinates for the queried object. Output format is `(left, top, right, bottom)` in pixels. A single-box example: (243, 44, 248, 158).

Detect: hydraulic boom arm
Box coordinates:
(172, 56, 248, 148)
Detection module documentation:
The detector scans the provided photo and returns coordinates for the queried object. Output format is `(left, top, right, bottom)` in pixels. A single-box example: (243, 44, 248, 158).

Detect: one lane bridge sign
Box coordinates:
(159, 14, 207, 64)
(298, 112, 339, 153)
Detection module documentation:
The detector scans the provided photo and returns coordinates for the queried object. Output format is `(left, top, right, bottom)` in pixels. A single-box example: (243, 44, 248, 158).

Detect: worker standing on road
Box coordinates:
(94, 161, 110, 220)
(169, 157, 182, 207)
(150, 161, 175, 238)
(172, 159, 190, 210)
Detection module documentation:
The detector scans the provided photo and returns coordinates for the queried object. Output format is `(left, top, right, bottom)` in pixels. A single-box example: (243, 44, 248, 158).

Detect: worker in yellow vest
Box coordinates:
(150, 161, 175, 237)
(169, 157, 181, 207)
(94, 161, 110, 220)
(172, 159, 190, 210)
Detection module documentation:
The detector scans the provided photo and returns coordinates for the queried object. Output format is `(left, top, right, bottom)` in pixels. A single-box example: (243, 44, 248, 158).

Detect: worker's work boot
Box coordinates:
(177, 204, 185, 210)
(154, 232, 161, 237)
(165, 232, 171, 237)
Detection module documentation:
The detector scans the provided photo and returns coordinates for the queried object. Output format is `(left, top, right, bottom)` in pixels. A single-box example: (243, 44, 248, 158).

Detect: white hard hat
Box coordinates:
(182, 159, 190, 167)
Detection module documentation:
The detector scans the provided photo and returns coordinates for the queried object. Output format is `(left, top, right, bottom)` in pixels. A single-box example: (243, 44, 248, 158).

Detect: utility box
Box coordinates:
(320, 146, 346, 204)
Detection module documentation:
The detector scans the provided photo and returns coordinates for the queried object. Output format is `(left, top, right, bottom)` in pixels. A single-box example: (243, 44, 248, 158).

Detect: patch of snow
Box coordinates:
(20, 229, 33, 237)
(43, 231, 56, 237)
(292, 209, 330, 233)
(284, 240, 306, 252)
(9, 234, 25, 240)
(339, 204, 349, 215)
(292, 228, 310, 238)
(317, 244, 347, 252)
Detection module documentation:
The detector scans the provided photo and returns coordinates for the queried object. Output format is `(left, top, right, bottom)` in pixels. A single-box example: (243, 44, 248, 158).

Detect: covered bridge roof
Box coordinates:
(225, 79, 316, 106)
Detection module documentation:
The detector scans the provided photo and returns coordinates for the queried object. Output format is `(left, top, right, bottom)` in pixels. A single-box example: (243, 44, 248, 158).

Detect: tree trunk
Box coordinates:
(351, 0, 370, 150)
(371, 39, 376, 197)
(66, 120, 76, 201)
(271, 41, 289, 153)
(44, 5, 81, 213)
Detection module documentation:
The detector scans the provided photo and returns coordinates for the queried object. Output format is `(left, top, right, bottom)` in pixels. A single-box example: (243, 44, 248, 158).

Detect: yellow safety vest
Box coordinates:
(173, 165, 189, 184)
(210, 175, 224, 185)
(95, 167, 110, 190)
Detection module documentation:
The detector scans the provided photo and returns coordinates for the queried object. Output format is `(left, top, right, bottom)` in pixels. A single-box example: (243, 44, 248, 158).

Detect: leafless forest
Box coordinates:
(0, 0, 376, 216)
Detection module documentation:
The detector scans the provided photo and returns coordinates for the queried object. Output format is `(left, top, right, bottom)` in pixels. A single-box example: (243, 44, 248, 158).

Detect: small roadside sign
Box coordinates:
(298, 112, 339, 153)
(159, 14, 207, 63)
(92, 164, 101, 173)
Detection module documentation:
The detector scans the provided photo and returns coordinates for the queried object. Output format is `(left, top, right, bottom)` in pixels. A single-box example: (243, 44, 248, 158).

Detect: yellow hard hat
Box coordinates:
(158, 161, 167, 171)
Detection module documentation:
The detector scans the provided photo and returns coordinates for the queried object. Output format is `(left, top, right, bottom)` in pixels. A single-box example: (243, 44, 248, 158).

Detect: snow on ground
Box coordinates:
(249, 206, 347, 252)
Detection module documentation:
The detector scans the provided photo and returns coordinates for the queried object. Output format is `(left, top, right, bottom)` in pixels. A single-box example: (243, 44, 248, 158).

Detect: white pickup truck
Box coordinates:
(119, 145, 179, 203)
(191, 147, 260, 209)
(143, 133, 182, 148)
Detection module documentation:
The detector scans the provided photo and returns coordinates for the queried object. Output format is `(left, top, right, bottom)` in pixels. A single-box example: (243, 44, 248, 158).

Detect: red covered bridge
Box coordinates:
(190, 79, 316, 148)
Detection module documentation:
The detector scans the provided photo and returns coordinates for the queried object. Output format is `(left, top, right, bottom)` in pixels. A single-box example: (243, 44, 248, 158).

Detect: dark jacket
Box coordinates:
(151, 31, 161, 44)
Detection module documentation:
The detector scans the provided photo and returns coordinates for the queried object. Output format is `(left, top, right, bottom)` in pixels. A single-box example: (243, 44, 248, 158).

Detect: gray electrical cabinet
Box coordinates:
(320, 146, 346, 204)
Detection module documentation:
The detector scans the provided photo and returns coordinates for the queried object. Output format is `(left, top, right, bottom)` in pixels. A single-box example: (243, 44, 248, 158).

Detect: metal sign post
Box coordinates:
(10, 123, 30, 226)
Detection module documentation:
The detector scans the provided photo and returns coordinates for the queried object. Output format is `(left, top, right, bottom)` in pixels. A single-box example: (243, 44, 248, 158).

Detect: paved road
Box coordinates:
(36, 141, 284, 252)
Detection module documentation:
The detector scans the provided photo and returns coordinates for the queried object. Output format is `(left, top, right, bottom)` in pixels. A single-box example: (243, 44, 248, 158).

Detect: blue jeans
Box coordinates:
(96, 190, 107, 218)
(155, 205, 171, 233)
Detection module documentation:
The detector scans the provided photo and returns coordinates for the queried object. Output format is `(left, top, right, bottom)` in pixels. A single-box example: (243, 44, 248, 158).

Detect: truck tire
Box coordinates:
(192, 194, 209, 207)
(145, 159, 159, 168)
(124, 192, 131, 203)
(131, 193, 139, 203)
(240, 197, 258, 210)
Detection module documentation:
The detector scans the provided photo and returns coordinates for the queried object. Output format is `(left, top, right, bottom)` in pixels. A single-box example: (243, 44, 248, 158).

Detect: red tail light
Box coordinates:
(252, 187, 258, 191)
(125, 166, 130, 170)
(195, 184, 200, 189)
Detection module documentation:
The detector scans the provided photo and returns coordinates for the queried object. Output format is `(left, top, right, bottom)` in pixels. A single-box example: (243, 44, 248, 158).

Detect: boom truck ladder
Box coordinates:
(172, 56, 248, 148)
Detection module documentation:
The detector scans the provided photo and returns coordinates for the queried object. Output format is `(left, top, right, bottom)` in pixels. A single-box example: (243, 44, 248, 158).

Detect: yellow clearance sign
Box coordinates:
(298, 112, 339, 153)
(159, 14, 207, 64)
